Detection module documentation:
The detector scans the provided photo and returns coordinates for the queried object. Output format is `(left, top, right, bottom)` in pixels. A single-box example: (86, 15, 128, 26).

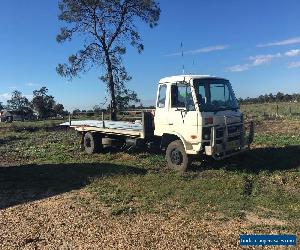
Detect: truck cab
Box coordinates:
(154, 75, 254, 170)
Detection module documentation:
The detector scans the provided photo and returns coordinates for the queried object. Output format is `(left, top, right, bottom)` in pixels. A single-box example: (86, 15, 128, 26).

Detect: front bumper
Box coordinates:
(204, 121, 254, 160)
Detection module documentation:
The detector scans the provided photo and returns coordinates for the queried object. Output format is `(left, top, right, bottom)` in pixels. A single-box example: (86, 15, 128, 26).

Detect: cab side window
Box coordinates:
(157, 84, 167, 108)
(171, 85, 195, 111)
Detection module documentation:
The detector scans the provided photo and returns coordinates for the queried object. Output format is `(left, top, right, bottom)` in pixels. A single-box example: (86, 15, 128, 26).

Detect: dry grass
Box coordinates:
(1, 190, 297, 250)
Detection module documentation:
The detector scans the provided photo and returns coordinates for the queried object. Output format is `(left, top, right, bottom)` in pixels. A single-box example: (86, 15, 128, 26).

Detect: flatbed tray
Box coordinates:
(60, 120, 144, 137)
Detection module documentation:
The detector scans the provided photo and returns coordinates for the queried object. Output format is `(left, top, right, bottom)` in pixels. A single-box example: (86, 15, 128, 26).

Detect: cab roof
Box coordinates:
(159, 75, 227, 84)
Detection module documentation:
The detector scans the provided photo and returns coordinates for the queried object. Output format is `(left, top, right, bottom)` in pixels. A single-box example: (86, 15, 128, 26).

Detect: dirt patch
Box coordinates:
(245, 212, 286, 226)
(0, 190, 297, 249)
(255, 119, 300, 135)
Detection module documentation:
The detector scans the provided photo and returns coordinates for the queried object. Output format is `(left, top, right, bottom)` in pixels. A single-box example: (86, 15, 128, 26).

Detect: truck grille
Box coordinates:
(216, 128, 224, 138)
(228, 124, 242, 134)
(216, 124, 242, 143)
(203, 123, 243, 143)
(228, 135, 241, 142)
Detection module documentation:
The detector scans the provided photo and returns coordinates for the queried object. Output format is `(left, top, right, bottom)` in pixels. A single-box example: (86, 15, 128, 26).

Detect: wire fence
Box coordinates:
(240, 102, 300, 119)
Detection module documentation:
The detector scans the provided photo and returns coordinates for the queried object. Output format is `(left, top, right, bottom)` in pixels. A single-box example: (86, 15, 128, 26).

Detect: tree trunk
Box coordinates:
(109, 76, 117, 121)
(105, 52, 117, 121)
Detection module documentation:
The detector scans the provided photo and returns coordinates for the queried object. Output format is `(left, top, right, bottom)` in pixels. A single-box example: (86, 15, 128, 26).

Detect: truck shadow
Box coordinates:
(191, 145, 300, 173)
(0, 163, 147, 210)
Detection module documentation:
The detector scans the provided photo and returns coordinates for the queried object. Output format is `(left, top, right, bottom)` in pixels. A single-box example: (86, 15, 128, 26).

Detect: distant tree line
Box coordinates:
(1, 87, 68, 120)
(71, 103, 154, 116)
(238, 92, 300, 104)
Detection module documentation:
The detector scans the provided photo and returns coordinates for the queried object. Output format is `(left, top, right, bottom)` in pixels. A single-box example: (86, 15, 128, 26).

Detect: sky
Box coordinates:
(0, 0, 300, 111)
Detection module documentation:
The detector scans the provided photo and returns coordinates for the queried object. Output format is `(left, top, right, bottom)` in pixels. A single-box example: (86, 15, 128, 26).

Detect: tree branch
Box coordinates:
(107, 2, 128, 50)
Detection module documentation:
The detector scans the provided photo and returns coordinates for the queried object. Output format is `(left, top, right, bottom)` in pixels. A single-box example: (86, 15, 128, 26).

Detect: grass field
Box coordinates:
(0, 107, 299, 248)
(241, 102, 300, 119)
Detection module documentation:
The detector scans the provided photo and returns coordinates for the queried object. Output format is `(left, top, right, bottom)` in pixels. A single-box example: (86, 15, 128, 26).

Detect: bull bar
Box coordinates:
(204, 121, 255, 160)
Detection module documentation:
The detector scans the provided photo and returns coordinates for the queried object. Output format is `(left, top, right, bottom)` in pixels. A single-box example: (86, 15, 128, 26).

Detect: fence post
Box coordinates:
(289, 106, 292, 116)
(276, 104, 279, 117)
(102, 112, 105, 128)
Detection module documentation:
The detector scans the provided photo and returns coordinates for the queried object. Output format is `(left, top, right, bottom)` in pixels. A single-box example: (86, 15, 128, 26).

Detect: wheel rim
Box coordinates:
(170, 149, 183, 165)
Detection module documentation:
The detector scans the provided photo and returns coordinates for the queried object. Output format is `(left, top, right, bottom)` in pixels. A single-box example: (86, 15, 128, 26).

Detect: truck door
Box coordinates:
(154, 84, 169, 136)
(168, 83, 199, 144)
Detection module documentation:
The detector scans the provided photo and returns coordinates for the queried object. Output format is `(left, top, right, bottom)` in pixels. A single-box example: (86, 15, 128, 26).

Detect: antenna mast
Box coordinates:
(192, 59, 195, 74)
(181, 42, 185, 74)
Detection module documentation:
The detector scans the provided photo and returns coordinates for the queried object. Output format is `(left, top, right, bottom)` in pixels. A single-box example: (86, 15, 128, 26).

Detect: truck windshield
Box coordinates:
(194, 79, 239, 112)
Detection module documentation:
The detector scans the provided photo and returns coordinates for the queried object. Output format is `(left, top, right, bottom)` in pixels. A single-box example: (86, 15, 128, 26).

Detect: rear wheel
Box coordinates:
(166, 140, 190, 172)
(83, 132, 101, 154)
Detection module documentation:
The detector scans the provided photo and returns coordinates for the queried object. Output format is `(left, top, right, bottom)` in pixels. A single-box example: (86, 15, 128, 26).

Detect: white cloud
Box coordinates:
(25, 94, 33, 100)
(228, 64, 251, 72)
(249, 53, 282, 66)
(229, 49, 300, 72)
(229, 53, 281, 72)
(285, 49, 300, 57)
(0, 93, 11, 102)
(257, 37, 300, 47)
(288, 61, 300, 68)
(0, 93, 33, 103)
(165, 45, 228, 57)
(26, 82, 40, 87)
(187, 45, 229, 54)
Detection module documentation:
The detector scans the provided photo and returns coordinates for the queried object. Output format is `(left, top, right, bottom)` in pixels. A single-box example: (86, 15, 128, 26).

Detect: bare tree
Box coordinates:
(56, 0, 160, 120)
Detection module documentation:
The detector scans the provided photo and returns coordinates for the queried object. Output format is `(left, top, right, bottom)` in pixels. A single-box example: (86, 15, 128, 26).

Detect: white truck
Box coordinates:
(62, 75, 254, 171)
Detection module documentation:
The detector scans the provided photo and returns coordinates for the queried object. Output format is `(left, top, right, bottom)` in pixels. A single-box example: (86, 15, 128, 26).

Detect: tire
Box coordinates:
(83, 132, 101, 154)
(166, 140, 190, 172)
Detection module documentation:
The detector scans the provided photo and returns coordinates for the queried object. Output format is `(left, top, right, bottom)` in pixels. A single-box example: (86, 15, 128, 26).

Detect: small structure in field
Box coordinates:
(0, 109, 36, 122)
(0, 110, 13, 122)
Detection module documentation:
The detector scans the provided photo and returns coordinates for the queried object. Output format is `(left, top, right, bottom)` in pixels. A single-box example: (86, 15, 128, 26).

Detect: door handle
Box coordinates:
(169, 123, 173, 125)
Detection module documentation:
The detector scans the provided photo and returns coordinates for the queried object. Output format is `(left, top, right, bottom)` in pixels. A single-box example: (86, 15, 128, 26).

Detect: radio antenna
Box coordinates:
(181, 42, 185, 74)
(192, 59, 195, 74)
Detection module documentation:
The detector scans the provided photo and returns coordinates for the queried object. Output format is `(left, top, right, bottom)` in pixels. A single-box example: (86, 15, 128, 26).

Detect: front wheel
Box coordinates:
(166, 140, 190, 172)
